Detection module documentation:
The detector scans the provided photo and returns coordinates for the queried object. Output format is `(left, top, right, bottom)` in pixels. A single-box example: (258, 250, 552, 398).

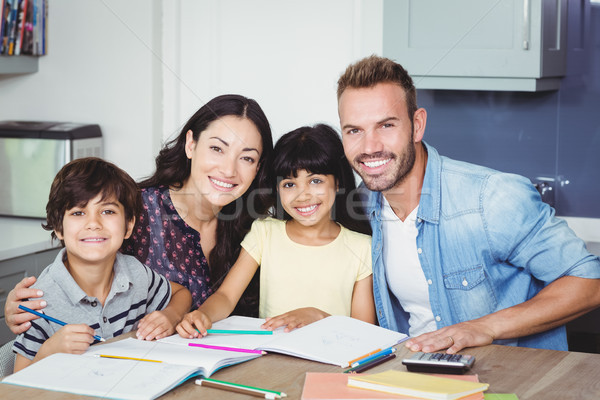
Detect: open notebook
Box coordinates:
(159, 315, 408, 368)
(1, 337, 260, 400)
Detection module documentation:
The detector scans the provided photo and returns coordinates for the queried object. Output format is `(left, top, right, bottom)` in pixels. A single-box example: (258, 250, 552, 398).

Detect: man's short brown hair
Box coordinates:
(337, 55, 418, 122)
(43, 157, 141, 242)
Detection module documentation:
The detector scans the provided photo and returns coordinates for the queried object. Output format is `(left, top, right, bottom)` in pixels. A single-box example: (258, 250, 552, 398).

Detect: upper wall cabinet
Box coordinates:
(383, 0, 569, 91)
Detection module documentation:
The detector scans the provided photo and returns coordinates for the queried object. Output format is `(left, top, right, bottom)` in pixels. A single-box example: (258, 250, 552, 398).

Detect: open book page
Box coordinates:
(258, 316, 407, 367)
(159, 315, 285, 349)
(85, 337, 260, 373)
(1, 353, 199, 400)
(160, 315, 407, 367)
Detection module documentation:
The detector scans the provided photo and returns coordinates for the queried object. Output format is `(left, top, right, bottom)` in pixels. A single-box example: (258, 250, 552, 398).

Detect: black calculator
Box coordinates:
(402, 352, 475, 374)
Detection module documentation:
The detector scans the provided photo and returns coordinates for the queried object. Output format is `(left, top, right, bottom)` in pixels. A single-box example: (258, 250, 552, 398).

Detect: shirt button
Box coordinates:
(103, 317, 107, 323)
(462, 279, 468, 287)
(91, 301, 98, 307)
(378, 310, 383, 317)
(435, 315, 441, 322)
(417, 248, 423, 254)
(427, 279, 433, 285)
(417, 218, 422, 223)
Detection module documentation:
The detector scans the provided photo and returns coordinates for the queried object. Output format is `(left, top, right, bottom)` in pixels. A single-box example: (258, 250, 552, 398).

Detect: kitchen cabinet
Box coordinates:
(383, 0, 569, 91)
(0, 56, 38, 74)
(0, 247, 59, 346)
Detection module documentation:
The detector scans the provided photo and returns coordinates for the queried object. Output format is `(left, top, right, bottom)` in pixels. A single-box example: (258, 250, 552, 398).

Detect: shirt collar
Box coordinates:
(48, 249, 133, 306)
(417, 141, 441, 224)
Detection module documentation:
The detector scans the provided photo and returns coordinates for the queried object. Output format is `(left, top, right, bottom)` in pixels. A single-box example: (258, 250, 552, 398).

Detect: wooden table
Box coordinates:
(1, 339, 599, 399)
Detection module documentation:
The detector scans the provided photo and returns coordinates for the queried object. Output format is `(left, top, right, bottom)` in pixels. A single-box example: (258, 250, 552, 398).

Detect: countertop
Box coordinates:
(0, 216, 60, 262)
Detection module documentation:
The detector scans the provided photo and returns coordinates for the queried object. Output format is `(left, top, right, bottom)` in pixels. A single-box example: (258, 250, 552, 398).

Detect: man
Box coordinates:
(337, 55, 600, 353)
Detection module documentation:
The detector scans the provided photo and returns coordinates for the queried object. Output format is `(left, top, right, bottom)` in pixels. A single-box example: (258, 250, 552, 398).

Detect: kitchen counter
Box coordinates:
(0, 216, 60, 262)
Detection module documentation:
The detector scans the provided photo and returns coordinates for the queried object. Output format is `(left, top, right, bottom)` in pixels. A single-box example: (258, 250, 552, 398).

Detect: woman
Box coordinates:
(5, 94, 273, 334)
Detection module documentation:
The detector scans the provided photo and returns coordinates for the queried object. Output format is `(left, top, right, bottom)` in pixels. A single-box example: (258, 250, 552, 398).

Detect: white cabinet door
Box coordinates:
(383, 0, 567, 91)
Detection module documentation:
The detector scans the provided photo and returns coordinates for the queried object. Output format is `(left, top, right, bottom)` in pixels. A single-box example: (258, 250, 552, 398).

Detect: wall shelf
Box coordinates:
(0, 56, 39, 74)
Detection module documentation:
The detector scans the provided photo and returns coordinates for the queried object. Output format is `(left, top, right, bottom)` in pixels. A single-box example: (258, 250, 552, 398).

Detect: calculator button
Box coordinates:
(449, 354, 462, 362)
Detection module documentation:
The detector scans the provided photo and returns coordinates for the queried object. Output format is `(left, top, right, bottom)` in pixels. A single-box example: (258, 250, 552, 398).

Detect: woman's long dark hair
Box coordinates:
(139, 94, 274, 315)
(270, 124, 371, 235)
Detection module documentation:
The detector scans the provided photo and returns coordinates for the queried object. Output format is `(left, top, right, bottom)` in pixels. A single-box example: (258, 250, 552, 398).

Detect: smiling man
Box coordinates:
(337, 55, 600, 353)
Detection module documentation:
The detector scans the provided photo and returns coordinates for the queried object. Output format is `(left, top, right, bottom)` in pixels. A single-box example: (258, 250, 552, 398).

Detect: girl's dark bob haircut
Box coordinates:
(271, 124, 371, 235)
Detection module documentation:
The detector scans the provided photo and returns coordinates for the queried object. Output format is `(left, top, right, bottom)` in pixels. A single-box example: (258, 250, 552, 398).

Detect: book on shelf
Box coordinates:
(347, 370, 489, 400)
(301, 372, 485, 400)
(0, 0, 46, 56)
(2, 337, 261, 400)
(159, 315, 408, 368)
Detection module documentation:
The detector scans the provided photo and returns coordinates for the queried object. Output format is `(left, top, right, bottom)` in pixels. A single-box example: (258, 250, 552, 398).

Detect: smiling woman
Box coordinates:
(126, 94, 274, 314)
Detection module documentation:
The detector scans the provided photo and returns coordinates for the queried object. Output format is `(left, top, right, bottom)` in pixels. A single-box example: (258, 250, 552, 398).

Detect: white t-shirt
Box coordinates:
(381, 198, 437, 337)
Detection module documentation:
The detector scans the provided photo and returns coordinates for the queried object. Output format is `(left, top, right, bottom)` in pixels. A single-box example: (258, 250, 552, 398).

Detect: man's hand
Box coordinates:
(405, 320, 496, 354)
(5, 276, 47, 334)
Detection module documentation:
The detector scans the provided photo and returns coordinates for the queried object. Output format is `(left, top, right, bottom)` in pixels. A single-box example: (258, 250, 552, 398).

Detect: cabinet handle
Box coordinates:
(522, 0, 531, 50)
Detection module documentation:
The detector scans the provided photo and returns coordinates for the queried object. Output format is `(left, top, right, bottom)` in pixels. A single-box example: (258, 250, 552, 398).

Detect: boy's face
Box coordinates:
(55, 193, 134, 269)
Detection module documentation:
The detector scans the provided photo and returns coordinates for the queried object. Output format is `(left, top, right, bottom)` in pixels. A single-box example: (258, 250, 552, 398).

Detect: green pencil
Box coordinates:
(206, 329, 273, 335)
(196, 377, 286, 398)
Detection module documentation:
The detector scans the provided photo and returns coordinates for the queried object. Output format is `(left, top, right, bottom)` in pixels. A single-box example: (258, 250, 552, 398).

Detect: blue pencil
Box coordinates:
(18, 304, 105, 342)
(350, 346, 396, 368)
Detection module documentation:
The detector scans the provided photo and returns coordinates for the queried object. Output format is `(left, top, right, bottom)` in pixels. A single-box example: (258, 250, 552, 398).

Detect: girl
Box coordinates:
(176, 124, 376, 336)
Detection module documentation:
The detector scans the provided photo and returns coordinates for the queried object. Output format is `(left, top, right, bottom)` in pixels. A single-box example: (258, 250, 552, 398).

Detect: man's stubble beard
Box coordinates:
(354, 134, 416, 193)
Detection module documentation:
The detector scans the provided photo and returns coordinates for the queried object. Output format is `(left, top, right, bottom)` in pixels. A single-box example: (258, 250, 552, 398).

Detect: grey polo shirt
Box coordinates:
(13, 249, 171, 360)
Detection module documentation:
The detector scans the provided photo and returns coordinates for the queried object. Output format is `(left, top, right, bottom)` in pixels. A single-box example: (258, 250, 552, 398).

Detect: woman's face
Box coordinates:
(185, 115, 263, 209)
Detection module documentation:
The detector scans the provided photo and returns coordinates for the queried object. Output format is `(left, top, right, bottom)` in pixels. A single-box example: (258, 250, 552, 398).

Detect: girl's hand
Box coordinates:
(42, 324, 96, 355)
(176, 310, 213, 338)
(261, 307, 330, 332)
(5, 276, 47, 335)
(136, 309, 180, 341)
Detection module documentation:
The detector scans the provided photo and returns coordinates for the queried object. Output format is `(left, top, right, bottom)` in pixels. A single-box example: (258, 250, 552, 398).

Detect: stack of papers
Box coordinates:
(347, 370, 489, 400)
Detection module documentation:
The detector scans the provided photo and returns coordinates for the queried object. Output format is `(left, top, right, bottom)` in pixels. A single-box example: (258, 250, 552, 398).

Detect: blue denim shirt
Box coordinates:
(366, 142, 600, 350)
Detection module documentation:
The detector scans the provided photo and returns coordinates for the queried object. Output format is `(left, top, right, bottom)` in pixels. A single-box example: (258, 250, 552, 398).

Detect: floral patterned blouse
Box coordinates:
(123, 185, 212, 309)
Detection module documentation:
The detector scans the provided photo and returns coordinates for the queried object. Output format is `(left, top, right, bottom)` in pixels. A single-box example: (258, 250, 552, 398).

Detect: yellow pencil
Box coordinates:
(97, 354, 162, 363)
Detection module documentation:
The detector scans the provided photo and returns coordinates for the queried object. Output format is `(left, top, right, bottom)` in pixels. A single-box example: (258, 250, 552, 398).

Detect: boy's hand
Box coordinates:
(41, 324, 96, 356)
(136, 309, 180, 341)
(261, 307, 330, 332)
(176, 310, 213, 338)
(5, 276, 47, 335)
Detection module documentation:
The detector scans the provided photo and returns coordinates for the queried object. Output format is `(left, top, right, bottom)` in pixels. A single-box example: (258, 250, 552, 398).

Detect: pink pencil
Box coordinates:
(188, 342, 266, 355)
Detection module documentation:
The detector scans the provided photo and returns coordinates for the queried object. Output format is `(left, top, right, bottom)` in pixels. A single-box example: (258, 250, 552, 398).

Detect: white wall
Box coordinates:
(0, 0, 382, 178)
(162, 0, 383, 143)
(0, 0, 162, 180)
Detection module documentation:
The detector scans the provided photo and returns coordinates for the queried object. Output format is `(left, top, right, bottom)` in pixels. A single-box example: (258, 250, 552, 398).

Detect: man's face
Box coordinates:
(338, 82, 418, 192)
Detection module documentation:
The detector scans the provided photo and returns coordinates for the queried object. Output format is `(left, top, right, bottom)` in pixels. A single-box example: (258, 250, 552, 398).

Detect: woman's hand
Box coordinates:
(261, 307, 330, 332)
(5, 276, 47, 334)
(176, 310, 213, 338)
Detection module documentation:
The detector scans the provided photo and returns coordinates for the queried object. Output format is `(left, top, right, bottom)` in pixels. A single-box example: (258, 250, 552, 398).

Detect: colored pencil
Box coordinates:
(206, 329, 273, 335)
(345, 353, 397, 374)
(18, 305, 105, 342)
(346, 348, 382, 367)
(188, 342, 265, 355)
(97, 354, 162, 363)
(195, 378, 286, 399)
(350, 346, 396, 368)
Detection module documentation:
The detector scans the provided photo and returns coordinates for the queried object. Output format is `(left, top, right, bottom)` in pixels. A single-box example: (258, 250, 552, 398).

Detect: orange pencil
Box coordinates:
(346, 348, 382, 367)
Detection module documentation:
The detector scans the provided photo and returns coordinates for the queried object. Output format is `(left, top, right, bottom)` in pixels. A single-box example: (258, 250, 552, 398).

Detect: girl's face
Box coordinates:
(278, 169, 338, 228)
(185, 116, 263, 209)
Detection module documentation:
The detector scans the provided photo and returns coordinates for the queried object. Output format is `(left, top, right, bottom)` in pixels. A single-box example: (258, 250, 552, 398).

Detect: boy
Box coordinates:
(12, 157, 192, 372)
